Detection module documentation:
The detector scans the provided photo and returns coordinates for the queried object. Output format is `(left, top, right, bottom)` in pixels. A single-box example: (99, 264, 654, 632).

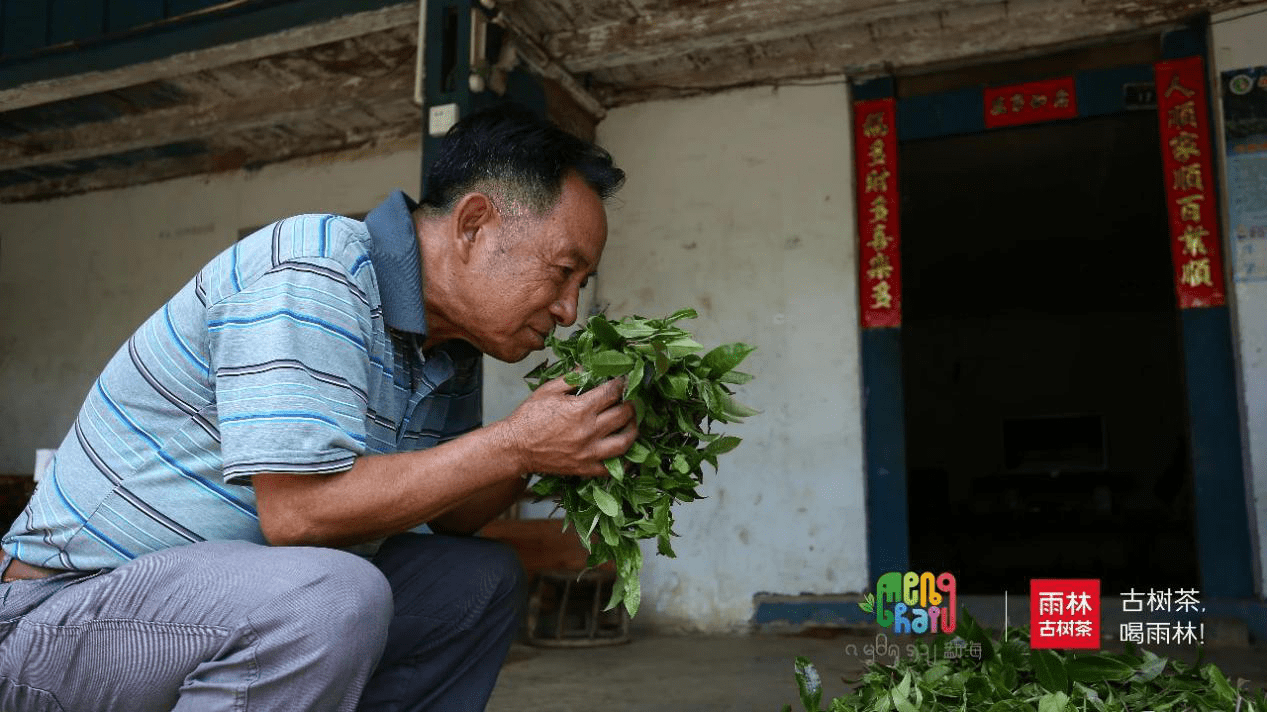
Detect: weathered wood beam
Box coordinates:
(489, 4, 607, 119)
(0, 68, 415, 171)
(593, 0, 1249, 106)
(549, 0, 1249, 74)
(548, 0, 1003, 73)
(0, 3, 416, 112)
(0, 127, 419, 203)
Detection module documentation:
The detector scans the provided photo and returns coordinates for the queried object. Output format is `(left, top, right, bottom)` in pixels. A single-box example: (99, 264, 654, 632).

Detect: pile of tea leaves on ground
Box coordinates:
(784, 611, 1265, 712)
(525, 308, 756, 617)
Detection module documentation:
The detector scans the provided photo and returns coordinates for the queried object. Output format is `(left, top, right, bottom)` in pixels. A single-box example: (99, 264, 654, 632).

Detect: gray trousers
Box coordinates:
(0, 534, 525, 711)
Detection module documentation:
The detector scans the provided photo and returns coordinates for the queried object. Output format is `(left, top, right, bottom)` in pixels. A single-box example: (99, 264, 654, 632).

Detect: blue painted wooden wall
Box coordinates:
(1, 0, 229, 59)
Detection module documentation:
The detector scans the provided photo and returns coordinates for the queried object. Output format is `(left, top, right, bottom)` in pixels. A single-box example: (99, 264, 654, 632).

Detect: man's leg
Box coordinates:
(358, 533, 525, 712)
(0, 540, 393, 712)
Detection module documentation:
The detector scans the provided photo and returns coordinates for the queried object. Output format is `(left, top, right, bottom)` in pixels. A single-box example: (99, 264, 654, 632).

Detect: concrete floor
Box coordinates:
(487, 632, 1267, 712)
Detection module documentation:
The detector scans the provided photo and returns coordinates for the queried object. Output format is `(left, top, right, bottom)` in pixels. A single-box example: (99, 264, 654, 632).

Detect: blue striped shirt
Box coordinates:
(3, 191, 482, 570)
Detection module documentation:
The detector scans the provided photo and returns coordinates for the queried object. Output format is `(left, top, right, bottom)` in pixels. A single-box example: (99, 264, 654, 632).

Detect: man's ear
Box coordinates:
(451, 192, 496, 263)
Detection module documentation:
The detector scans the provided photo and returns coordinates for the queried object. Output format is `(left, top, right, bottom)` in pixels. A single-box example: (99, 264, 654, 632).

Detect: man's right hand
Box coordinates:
(499, 375, 638, 477)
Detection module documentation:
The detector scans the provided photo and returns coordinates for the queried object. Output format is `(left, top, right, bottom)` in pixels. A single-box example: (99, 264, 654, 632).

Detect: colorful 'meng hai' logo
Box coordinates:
(860, 571, 957, 634)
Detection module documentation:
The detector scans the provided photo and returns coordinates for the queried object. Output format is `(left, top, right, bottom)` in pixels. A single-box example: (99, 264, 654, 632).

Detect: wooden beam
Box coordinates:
(0, 126, 419, 203)
(546, 0, 1002, 73)
(490, 4, 607, 119)
(0, 68, 415, 171)
(548, 0, 1248, 74)
(0, 4, 416, 112)
(593, 0, 1247, 106)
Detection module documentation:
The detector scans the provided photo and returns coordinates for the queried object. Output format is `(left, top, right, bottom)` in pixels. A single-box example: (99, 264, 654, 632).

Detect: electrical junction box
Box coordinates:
(428, 103, 460, 137)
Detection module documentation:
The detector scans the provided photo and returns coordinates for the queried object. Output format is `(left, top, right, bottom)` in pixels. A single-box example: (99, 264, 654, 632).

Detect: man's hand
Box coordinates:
(499, 375, 637, 476)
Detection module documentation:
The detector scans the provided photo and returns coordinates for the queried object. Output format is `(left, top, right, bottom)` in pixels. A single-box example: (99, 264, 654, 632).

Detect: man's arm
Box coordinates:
(427, 477, 527, 536)
(253, 375, 634, 547)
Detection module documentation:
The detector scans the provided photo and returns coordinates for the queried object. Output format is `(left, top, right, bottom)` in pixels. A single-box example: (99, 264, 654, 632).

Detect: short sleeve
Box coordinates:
(207, 257, 374, 484)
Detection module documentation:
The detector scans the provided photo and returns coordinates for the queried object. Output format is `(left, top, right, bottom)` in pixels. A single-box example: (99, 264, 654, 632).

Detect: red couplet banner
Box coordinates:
(1155, 57, 1226, 309)
(854, 98, 902, 329)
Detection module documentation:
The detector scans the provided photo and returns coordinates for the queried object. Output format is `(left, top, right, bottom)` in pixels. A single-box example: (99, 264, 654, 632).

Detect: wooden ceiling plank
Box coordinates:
(547, 0, 1003, 72)
(0, 3, 416, 112)
(594, 0, 1240, 105)
(491, 5, 607, 119)
(0, 69, 415, 171)
(0, 124, 419, 202)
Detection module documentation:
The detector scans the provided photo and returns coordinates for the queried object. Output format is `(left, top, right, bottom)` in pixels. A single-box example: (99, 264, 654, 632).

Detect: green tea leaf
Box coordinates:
(665, 336, 705, 359)
(721, 392, 761, 418)
(1065, 655, 1135, 684)
(794, 657, 823, 712)
(604, 457, 625, 481)
(623, 572, 641, 618)
(613, 319, 657, 339)
(705, 436, 743, 456)
(598, 515, 621, 547)
(1037, 691, 1069, 712)
(588, 314, 622, 347)
(625, 440, 652, 464)
(1202, 664, 1237, 702)
(701, 342, 757, 377)
(662, 307, 698, 324)
(719, 369, 755, 385)
(591, 486, 620, 517)
(625, 358, 645, 400)
(586, 350, 636, 377)
(1031, 649, 1068, 694)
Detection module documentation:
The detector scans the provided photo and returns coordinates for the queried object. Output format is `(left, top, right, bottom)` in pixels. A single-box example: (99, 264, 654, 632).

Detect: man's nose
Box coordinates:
(550, 295, 578, 327)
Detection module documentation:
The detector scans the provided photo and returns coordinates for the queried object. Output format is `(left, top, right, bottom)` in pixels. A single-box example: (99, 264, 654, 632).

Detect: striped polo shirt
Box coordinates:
(3, 191, 482, 571)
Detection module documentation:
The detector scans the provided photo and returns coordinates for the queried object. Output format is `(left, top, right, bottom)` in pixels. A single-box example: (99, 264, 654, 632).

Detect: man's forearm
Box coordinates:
(428, 476, 528, 536)
(253, 421, 526, 548)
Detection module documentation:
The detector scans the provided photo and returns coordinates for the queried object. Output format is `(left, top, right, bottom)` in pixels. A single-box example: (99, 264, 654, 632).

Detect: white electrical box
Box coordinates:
(428, 103, 460, 137)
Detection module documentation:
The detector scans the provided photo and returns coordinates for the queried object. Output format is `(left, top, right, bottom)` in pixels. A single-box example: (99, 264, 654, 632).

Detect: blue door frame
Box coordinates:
(858, 26, 1256, 602)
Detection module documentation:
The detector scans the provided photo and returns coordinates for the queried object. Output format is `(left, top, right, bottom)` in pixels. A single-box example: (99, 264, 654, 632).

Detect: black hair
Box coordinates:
(420, 103, 625, 215)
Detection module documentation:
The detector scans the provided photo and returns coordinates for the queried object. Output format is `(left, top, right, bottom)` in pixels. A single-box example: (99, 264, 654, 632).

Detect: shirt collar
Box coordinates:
(364, 190, 428, 335)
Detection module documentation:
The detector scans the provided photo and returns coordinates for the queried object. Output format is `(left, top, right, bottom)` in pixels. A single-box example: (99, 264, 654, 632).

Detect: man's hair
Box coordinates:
(420, 103, 625, 216)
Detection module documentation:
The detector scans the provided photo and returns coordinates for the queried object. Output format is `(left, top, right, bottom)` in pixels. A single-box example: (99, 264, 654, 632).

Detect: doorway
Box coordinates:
(899, 112, 1200, 593)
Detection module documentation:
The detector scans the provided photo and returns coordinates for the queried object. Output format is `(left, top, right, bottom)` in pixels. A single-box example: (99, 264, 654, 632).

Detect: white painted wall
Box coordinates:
(0, 141, 422, 474)
(1212, 4, 1267, 597)
(589, 83, 868, 631)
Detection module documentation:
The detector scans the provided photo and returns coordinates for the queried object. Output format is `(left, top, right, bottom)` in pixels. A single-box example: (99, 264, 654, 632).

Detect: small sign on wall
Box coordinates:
(1220, 65, 1267, 283)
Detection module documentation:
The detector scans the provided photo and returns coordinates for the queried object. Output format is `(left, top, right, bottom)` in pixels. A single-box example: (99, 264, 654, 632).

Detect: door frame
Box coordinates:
(857, 24, 1256, 601)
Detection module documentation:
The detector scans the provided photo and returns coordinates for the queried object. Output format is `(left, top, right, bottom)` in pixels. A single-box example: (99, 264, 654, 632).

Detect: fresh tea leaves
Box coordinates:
(525, 309, 757, 617)
(783, 610, 1266, 712)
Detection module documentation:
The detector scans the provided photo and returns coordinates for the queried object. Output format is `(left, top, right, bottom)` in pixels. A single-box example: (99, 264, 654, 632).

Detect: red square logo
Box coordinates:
(1030, 579, 1101, 649)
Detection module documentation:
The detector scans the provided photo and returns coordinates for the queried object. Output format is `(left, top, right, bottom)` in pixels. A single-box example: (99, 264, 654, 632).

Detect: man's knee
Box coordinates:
(241, 546, 394, 659)
(376, 534, 524, 627)
(454, 537, 525, 609)
(468, 534, 527, 608)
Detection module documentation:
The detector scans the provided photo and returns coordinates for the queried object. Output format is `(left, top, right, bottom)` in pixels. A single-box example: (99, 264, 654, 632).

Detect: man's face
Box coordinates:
(465, 173, 608, 362)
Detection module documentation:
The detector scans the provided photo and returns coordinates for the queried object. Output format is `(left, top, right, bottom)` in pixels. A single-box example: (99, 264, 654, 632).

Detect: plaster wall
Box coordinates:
(0, 142, 422, 473)
(590, 83, 867, 630)
(1212, 4, 1267, 597)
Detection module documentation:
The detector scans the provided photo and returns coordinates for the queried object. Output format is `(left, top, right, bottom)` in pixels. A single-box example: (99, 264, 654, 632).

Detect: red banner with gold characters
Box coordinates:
(984, 77, 1078, 128)
(854, 98, 901, 328)
(1155, 57, 1226, 309)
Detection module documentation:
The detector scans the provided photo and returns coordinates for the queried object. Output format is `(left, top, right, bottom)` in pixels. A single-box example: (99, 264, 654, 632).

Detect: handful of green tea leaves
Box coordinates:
(525, 308, 757, 617)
